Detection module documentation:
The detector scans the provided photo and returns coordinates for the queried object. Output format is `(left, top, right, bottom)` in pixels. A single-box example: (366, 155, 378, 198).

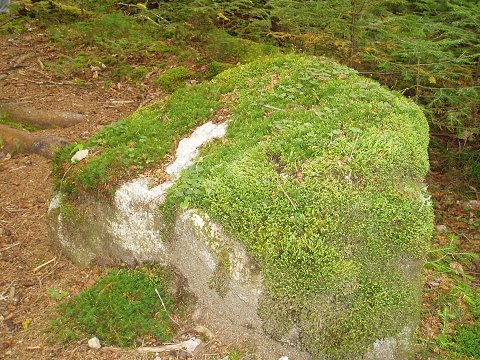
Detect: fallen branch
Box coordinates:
(0, 124, 69, 158)
(0, 242, 20, 252)
(155, 288, 180, 326)
(137, 343, 185, 353)
(0, 102, 86, 129)
(32, 257, 57, 272)
(137, 338, 201, 354)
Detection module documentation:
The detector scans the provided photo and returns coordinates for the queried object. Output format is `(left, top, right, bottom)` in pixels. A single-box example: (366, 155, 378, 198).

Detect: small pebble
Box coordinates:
(182, 337, 201, 353)
(71, 149, 89, 163)
(88, 337, 101, 349)
(436, 224, 447, 233)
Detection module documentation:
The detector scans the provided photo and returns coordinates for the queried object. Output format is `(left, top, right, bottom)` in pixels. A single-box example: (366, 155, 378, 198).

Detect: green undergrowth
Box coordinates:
(205, 61, 233, 79)
(54, 54, 433, 357)
(49, 266, 175, 347)
(430, 138, 480, 189)
(204, 28, 279, 62)
(2, 1, 277, 87)
(456, 148, 480, 188)
(155, 66, 193, 93)
(423, 238, 480, 359)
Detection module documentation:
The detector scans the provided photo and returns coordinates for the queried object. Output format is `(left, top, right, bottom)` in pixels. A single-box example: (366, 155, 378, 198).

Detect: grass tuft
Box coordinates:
(49, 267, 174, 348)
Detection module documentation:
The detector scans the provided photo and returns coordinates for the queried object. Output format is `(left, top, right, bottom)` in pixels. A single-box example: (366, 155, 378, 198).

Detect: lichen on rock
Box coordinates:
(51, 54, 433, 359)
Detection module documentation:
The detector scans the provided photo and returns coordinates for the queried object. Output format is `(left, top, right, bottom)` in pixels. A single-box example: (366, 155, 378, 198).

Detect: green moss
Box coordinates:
(205, 61, 234, 80)
(155, 66, 193, 93)
(453, 322, 480, 358)
(54, 54, 433, 357)
(112, 63, 148, 82)
(0, 112, 40, 132)
(205, 29, 279, 62)
(49, 267, 174, 347)
(28, 1, 93, 24)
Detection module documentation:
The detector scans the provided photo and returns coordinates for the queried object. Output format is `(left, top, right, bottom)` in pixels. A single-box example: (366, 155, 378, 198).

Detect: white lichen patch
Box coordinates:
(110, 121, 228, 258)
(109, 178, 174, 257)
(365, 326, 412, 360)
(166, 121, 227, 178)
(48, 193, 61, 213)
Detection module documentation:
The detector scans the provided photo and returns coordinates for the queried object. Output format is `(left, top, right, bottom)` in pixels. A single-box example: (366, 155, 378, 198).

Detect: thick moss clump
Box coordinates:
(54, 54, 433, 357)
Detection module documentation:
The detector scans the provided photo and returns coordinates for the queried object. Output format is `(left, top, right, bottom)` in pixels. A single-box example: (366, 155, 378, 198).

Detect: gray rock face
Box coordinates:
(48, 181, 415, 360)
(48, 120, 307, 359)
(49, 195, 308, 359)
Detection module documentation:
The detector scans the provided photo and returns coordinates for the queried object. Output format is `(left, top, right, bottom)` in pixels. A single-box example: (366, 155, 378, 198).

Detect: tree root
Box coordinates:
(0, 124, 69, 158)
(0, 103, 86, 129)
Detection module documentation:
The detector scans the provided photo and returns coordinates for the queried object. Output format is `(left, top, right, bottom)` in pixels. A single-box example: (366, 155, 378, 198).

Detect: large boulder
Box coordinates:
(49, 54, 433, 359)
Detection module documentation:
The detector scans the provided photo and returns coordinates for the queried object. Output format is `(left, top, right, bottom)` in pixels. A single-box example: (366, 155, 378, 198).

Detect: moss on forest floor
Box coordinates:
(48, 266, 181, 348)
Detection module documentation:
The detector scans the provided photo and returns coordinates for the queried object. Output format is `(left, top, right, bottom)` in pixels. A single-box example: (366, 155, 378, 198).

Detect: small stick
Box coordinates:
(1, 280, 15, 297)
(137, 343, 184, 353)
(32, 257, 56, 272)
(276, 179, 297, 210)
(155, 288, 168, 312)
(155, 288, 180, 326)
(0, 242, 20, 252)
(262, 104, 286, 112)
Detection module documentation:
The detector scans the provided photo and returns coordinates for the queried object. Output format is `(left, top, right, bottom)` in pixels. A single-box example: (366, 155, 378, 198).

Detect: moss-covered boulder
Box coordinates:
(50, 54, 433, 359)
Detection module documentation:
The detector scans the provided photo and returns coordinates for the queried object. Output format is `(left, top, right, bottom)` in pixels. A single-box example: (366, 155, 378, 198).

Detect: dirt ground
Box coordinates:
(1, 30, 479, 360)
(0, 32, 230, 360)
(0, 30, 143, 359)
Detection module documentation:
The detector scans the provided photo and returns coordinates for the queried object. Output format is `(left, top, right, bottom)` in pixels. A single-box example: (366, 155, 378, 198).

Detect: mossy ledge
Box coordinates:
(50, 54, 433, 359)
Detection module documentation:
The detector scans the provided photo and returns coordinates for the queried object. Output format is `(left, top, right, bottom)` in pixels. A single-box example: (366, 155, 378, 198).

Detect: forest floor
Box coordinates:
(1, 22, 479, 360)
(0, 31, 232, 359)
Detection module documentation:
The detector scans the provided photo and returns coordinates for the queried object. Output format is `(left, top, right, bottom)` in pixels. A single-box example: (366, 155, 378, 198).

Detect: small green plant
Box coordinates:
(48, 288, 69, 301)
(155, 66, 193, 92)
(457, 148, 480, 187)
(452, 322, 480, 358)
(49, 267, 175, 347)
(423, 239, 480, 358)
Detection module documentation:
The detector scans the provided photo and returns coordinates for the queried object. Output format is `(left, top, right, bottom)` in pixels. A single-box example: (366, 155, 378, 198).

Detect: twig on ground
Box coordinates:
(32, 257, 56, 272)
(1, 280, 16, 297)
(275, 179, 297, 210)
(0, 242, 20, 252)
(262, 104, 286, 112)
(137, 343, 185, 353)
(155, 288, 168, 312)
(155, 288, 181, 326)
